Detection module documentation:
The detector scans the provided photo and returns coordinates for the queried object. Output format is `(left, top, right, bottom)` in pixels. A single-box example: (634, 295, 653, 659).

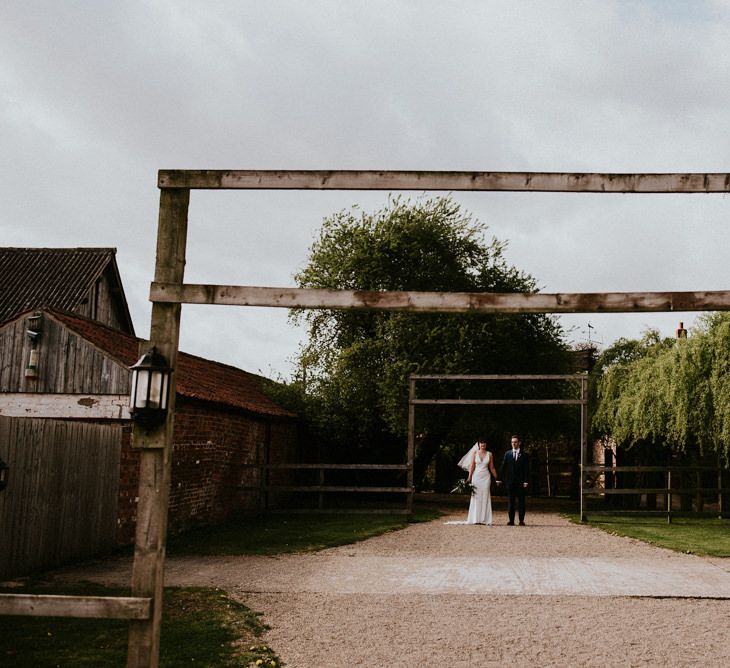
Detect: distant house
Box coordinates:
(0, 247, 134, 334)
(0, 251, 298, 579)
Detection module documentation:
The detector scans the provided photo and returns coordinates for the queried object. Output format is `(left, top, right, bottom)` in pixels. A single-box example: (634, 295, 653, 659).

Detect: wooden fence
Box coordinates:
(0, 417, 122, 580)
(539, 455, 576, 498)
(247, 462, 412, 514)
(582, 464, 728, 522)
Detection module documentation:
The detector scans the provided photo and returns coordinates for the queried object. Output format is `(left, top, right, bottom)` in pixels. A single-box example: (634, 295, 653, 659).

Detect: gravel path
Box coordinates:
(53, 507, 730, 666)
(238, 509, 730, 666)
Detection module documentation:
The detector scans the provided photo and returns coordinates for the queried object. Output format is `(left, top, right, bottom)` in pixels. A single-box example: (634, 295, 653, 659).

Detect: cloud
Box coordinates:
(2, 1, 730, 375)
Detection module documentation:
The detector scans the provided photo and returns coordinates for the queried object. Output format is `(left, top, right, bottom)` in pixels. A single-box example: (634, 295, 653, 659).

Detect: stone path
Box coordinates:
(148, 553, 730, 598)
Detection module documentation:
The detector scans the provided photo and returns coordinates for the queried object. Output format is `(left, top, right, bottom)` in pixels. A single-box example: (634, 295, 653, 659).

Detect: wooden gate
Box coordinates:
(0, 417, 122, 580)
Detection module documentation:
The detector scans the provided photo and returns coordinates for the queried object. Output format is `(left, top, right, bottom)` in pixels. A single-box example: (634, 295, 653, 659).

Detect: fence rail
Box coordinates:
(584, 465, 721, 473)
(0, 595, 151, 620)
(584, 487, 721, 495)
(582, 463, 728, 522)
(262, 463, 409, 470)
(244, 462, 413, 514)
(581, 510, 726, 518)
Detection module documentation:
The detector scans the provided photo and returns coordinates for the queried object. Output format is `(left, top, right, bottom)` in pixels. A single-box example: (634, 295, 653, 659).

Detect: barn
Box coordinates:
(0, 249, 297, 579)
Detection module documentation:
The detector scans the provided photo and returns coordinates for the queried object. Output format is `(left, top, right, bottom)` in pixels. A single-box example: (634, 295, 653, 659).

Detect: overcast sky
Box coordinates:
(2, 1, 730, 379)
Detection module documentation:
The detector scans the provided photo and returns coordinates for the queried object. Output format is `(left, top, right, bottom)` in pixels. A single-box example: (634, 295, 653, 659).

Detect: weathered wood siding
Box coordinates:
(0, 417, 122, 580)
(0, 315, 130, 394)
(72, 267, 130, 332)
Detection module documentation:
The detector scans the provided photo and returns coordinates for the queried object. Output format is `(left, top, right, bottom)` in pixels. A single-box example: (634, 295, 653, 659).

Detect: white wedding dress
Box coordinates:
(466, 451, 493, 525)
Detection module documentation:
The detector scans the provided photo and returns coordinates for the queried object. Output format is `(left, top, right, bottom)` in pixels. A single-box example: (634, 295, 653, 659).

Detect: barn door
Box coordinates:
(0, 417, 121, 579)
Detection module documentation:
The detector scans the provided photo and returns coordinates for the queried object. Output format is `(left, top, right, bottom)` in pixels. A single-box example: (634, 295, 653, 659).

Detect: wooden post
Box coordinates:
(579, 376, 588, 522)
(264, 423, 271, 512)
(257, 458, 266, 514)
(255, 424, 271, 513)
(127, 188, 189, 668)
(667, 467, 672, 524)
(718, 457, 723, 520)
(407, 378, 415, 514)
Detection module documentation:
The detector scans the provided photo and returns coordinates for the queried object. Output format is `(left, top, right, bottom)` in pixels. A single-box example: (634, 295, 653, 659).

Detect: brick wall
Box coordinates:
(117, 425, 138, 544)
(116, 399, 297, 545)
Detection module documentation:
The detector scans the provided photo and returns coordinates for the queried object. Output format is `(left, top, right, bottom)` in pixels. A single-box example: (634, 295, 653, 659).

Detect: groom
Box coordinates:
(497, 435, 529, 526)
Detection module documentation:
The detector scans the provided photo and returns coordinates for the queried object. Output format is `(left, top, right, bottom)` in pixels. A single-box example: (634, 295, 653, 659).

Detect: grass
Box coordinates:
(567, 514, 730, 556)
(167, 507, 442, 556)
(0, 580, 280, 667)
(2, 509, 442, 666)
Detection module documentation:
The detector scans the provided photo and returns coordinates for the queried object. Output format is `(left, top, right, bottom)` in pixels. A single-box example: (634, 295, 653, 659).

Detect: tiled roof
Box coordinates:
(0, 248, 133, 332)
(45, 309, 295, 419)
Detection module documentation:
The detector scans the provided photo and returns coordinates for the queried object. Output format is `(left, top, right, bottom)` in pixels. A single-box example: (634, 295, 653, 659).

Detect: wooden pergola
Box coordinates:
(2, 170, 729, 668)
(407, 372, 589, 508)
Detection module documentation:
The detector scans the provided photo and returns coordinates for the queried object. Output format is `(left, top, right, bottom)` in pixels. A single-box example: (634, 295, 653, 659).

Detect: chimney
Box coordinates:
(675, 321, 687, 339)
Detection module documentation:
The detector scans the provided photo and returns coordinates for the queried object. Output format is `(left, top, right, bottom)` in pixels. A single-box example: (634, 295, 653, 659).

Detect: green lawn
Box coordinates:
(167, 508, 442, 556)
(2, 509, 442, 666)
(0, 582, 280, 667)
(571, 515, 730, 556)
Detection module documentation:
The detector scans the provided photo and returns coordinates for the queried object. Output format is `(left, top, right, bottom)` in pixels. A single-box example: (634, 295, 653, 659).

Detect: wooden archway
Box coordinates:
(407, 372, 589, 514)
(133, 170, 730, 666)
(4, 170, 730, 668)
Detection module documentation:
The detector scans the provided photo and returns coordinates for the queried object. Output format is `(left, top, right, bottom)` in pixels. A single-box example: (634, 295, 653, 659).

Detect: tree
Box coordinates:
(592, 316, 730, 464)
(290, 196, 574, 486)
(591, 330, 674, 447)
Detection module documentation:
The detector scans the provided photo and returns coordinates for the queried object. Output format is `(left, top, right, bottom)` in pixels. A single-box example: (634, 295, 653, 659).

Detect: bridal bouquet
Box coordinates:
(450, 478, 476, 496)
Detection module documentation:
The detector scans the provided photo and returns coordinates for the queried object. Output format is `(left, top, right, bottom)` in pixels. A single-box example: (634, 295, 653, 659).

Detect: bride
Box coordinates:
(459, 439, 498, 525)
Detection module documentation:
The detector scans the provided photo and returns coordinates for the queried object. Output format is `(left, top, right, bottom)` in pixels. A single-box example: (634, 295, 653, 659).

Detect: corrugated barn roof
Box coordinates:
(0, 247, 132, 331)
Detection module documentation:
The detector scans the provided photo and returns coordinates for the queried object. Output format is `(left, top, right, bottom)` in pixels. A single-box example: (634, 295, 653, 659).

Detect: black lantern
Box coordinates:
(129, 347, 172, 429)
(0, 457, 8, 492)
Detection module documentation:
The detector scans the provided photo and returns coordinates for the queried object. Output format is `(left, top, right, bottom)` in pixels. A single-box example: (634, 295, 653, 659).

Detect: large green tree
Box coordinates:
(290, 196, 574, 485)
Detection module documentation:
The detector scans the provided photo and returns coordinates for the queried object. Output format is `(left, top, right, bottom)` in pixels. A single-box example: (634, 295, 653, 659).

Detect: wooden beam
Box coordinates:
(411, 399, 585, 405)
(584, 488, 721, 495)
(411, 374, 584, 380)
(269, 508, 412, 515)
(585, 510, 727, 518)
(0, 594, 151, 620)
(150, 283, 730, 314)
(158, 170, 730, 193)
(265, 485, 412, 493)
(584, 510, 676, 516)
(261, 463, 409, 470)
(0, 393, 130, 420)
(583, 465, 724, 472)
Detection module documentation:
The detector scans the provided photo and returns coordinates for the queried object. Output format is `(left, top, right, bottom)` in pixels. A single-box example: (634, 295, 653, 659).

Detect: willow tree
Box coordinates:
(592, 314, 730, 464)
(289, 196, 573, 486)
(702, 313, 730, 462)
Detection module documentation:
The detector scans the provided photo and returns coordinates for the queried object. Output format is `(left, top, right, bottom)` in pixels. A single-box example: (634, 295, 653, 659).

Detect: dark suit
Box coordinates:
(499, 449, 529, 524)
